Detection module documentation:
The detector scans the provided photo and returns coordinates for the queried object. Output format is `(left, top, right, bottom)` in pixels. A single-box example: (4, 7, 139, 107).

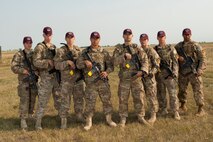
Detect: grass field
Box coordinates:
(0, 44, 212, 142)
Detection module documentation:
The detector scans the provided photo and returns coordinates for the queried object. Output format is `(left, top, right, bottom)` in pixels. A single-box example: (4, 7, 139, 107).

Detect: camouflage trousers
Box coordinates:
(17, 82, 38, 119)
(84, 80, 113, 118)
(142, 76, 159, 113)
(72, 80, 85, 115)
(118, 77, 145, 118)
(36, 76, 60, 119)
(59, 79, 85, 118)
(156, 73, 179, 112)
(178, 73, 204, 106)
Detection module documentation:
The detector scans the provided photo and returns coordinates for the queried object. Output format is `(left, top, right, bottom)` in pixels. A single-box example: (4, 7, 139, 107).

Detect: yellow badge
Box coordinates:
(69, 70, 74, 76)
(88, 71, 93, 77)
(125, 64, 130, 69)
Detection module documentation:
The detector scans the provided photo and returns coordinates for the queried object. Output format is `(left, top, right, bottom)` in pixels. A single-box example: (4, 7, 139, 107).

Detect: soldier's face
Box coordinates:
(123, 33, 133, 42)
(24, 42, 32, 50)
(183, 34, 191, 42)
(157, 36, 166, 44)
(43, 34, 52, 42)
(66, 37, 75, 45)
(90, 37, 100, 47)
(140, 38, 149, 47)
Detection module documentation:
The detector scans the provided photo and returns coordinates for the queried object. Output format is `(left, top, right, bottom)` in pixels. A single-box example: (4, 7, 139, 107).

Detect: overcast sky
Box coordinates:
(0, 0, 212, 50)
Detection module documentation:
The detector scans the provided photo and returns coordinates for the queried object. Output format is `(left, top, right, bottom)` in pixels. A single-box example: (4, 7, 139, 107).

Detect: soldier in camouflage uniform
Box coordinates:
(33, 27, 61, 130)
(139, 33, 159, 124)
(154, 31, 180, 120)
(113, 29, 149, 127)
(54, 32, 85, 129)
(11, 36, 38, 130)
(175, 28, 206, 116)
(76, 32, 117, 131)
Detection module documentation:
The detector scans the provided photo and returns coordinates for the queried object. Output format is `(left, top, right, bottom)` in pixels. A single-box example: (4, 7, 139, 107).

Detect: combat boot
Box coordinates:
(174, 111, 181, 120)
(106, 114, 117, 127)
(20, 119, 27, 130)
(138, 116, 152, 127)
(148, 112, 156, 124)
(196, 105, 206, 117)
(179, 102, 187, 113)
(60, 118, 67, 129)
(35, 118, 42, 130)
(119, 117, 126, 127)
(84, 116, 92, 131)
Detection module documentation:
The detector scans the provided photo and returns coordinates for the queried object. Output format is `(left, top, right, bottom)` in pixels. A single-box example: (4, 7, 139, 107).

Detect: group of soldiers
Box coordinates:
(11, 27, 206, 131)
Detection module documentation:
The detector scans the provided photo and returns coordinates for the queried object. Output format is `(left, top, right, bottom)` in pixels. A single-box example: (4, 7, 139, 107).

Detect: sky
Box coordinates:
(0, 0, 213, 50)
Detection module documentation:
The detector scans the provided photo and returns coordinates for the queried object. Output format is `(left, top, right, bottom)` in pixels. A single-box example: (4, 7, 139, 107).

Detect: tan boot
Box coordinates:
(21, 119, 27, 130)
(196, 105, 206, 117)
(119, 117, 126, 127)
(138, 116, 152, 127)
(148, 112, 156, 124)
(106, 114, 117, 127)
(60, 118, 67, 129)
(174, 111, 181, 120)
(84, 116, 92, 131)
(179, 103, 187, 113)
(35, 118, 42, 130)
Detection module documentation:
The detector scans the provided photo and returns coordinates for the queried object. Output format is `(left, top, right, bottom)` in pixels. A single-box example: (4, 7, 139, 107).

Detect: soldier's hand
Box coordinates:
(196, 69, 203, 77)
(84, 60, 92, 70)
(124, 53, 132, 60)
(100, 71, 108, 78)
(23, 69, 29, 75)
(67, 60, 76, 70)
(48, 60, 54, 68)
(178, 56, 185, 62)
(136, 71, 143, 77)
(167, 76, 173, 79)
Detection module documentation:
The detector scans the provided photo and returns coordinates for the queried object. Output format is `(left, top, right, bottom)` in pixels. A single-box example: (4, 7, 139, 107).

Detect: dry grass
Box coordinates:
(0, 44, 212, 142)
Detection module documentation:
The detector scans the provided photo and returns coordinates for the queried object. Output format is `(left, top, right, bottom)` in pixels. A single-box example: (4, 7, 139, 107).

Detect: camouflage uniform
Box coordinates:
(11, 49, 38, 119)
(141, 46, 159, 115)
(113, 44, 148, 121)
(54, 45, 84, 119)
(33, 42, 61, 121)
(154, 44, 179, 114)
(76, 46, 114, 118)
(175, 41, 206, 109)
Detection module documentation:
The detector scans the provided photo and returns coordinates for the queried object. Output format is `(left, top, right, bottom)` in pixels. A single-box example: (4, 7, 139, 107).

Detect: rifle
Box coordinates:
(125, 45, 143, 77)
(84, 47, 108, 86)
(160, 60, 178, 84)
(43, 42, 61, 84)
(179, 47, 197, 75)
(60, 43, 84, 82)
(22, 50, 38, 114)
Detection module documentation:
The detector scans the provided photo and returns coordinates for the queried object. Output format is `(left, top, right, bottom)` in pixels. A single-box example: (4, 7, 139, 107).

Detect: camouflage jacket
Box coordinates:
(175, 41, 206, 75)
(141, 46, 160, 75)
(154, 44, 179, 78)
(33, 42, 57, 78)
(113, 43, 148, 79)
(11, 49, 37, 82)
(76, 46, 113, 83)
(54, 44, 82, 82)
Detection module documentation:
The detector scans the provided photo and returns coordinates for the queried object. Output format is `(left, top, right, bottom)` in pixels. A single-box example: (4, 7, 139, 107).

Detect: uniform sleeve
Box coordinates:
(138, 48, 149, 74)
(33, 45, 49, 69)
(11, 52, 25, 74)
(150, 48, 160, 75)
(171, 47, 179, 77)
(104, 51, 114, 74)
(112, 46, 125, 66)
(195, 43, 206, 71)
(76, 50, 86, 69)
(54, 48, 68, 71)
